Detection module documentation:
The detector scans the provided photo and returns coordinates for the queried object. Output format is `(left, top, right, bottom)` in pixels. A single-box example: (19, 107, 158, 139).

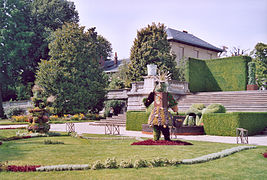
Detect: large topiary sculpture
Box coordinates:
(27, 85, 50, 133)
(183, 103, 226, 126)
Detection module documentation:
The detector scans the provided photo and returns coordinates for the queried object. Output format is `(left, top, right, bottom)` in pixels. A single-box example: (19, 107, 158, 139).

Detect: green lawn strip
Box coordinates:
(1, 146, 266, 180)
(0, 129, 28, 139)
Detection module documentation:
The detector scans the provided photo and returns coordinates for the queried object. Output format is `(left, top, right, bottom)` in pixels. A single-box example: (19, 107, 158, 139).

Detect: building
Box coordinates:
(104, 28, 224, 73)
(166, 28, 223, 63)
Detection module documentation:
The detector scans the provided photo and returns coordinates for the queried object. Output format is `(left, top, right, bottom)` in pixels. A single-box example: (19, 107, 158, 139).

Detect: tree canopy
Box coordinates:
(36, 23, 109, 115)
(127, 23, 179, 82)
(0, 0, 80, 117)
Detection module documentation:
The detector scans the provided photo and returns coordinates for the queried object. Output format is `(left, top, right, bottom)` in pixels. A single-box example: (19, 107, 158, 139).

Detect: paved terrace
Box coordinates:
(1, 123, 267, 146)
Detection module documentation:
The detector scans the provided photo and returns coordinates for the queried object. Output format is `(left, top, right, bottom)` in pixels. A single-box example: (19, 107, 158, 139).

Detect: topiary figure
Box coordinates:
(202, 103, 226, 114)
(27, 85, 50, 133)
(183, 104, 206, 126)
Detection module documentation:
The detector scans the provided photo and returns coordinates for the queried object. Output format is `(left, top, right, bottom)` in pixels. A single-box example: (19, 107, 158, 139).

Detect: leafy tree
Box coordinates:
(29, 0, 80, 79)
(127, 23, 179, 82)
(97, 35, 112, 60)
(0, 0, 79, 117)
(253, 42, 267, 87)
(108, 59, 131, 89)
(0, 0, 34, 117)
(35, 23, 108, 115)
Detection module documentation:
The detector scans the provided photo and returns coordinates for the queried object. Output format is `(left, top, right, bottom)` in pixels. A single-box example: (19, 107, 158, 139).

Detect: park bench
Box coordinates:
(236, 128, 248, 144)
(104, 122, 125, 135)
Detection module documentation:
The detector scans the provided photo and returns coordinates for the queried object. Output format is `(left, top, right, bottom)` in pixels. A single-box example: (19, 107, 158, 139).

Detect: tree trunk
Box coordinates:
(0, 83, 4, 118)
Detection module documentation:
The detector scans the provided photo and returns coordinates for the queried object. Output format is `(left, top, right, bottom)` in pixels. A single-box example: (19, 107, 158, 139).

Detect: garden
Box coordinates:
(0, 128, 266, 179)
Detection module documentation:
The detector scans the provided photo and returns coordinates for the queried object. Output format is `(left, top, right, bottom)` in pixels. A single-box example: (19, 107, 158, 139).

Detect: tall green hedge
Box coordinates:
(203, 112, 267, 136)
(126, 111, 150, 131)
(186, 56, 251, 92)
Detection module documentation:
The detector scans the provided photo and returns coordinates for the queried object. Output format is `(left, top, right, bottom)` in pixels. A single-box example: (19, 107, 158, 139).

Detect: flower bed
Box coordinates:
(7, 165, 41, 172)
(0, 127, 26, 130)
(131, 139, 193, 146)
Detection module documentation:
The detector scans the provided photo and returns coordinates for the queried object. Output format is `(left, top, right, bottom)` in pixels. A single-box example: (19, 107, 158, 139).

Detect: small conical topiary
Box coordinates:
(27, 85, 50, 133)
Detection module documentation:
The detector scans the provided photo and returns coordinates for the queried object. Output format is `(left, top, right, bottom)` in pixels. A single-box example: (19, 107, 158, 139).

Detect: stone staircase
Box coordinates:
(177, 91, 267, 112)
(89, 113, 126, 127)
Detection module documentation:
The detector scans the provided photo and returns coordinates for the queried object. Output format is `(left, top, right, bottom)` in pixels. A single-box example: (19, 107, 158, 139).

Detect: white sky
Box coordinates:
(71, 0, 267, 59)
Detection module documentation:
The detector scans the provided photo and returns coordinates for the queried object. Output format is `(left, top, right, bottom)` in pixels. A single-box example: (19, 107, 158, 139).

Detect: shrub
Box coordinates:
(91, 161, 105, 170)
(134, 159, 149, 168)
(4, 107, 26, 119)
(105, 158, 118, 169)
(105, 100, 125, 116)
(248, 62, 256, 85)
(120, 160, 134, 168)
(126, 111, 150, 131)
(150, 158, 171, 167)
(203, 112, 267, 136)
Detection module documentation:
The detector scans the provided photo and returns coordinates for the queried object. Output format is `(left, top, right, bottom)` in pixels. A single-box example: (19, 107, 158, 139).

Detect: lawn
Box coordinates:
(0, 130, 266, 180)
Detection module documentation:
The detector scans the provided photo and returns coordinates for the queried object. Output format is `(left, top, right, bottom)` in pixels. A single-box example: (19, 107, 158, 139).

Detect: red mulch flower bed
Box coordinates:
(7, 165, 41, 172)
(263, 152, 267, 158)
(0, 127, 26, 130)
(131, 139, 193, 146)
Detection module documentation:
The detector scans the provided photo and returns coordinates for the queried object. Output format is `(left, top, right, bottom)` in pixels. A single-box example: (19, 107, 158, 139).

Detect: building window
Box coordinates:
(193, 50, 199, 58)
(208, 53, 212, 59)
(178, 47, 184, 60)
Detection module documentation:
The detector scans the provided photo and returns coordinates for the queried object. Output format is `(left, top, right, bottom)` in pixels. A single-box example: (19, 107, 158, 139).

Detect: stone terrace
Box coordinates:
(177, 91, 267, 112)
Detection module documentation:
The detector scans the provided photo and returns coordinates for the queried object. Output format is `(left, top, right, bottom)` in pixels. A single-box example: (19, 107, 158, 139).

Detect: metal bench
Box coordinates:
(66, 122, 75, 134)
(105, 123, 122, 135)
(236, 128, 248, 144)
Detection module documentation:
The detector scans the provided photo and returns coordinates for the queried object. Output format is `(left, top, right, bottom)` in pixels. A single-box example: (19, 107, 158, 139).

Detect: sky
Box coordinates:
(71, 0, 267, 59)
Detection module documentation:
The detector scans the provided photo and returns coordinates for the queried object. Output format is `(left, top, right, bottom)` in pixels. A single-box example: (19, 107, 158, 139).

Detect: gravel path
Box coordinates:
(1, 123, 267, 146)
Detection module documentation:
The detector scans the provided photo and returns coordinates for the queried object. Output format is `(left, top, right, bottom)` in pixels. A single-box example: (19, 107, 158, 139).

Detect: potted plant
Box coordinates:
(247, 62, 258, 90)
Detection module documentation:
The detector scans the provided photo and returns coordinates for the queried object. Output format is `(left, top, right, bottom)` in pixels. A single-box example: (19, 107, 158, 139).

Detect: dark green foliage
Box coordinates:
(203, 112, 267, 136)
(186, 56, 251, 92)
(253, 43, 267, 87)
(104, 100, 125, 116)
(127, 23, 178, 82)
(248, 62, 256, 85)
(126, 111, 150, 131)
(36, 23, 108, 115)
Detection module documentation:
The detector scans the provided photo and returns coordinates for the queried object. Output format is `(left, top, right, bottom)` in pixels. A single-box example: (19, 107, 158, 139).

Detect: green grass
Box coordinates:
(0, 132, 266, 179)
(0, 119, 96, 125)
(0, 129, 28, 139)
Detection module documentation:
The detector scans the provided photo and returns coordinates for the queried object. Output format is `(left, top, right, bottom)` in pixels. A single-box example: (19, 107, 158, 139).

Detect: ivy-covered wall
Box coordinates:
(186, 56, 251, 92)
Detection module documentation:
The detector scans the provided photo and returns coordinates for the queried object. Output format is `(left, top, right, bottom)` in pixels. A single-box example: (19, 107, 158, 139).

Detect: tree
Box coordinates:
(253, 42, 267, 87)
(0, 0, 34, 117)
(35, 23, 109, 115)
(127, 23, 179, 82)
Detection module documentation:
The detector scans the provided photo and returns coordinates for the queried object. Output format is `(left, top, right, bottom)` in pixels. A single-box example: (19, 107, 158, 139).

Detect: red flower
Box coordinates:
(263, 152, 267, 158)
(131, 139, 192, 146)
(7, 165, 41, 172)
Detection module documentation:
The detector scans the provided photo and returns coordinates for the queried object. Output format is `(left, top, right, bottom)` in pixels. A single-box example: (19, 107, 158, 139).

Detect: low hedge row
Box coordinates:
(203, 112, 267, 136)
(126, 111, 149, 131)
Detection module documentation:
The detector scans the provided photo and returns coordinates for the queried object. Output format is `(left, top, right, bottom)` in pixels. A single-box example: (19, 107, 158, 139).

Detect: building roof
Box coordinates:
(104, 58, 130, 73)
(166, 28, 223, 52)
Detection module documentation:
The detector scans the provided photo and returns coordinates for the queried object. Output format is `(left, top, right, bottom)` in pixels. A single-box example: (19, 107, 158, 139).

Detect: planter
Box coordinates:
(147, 64, 157, 76)
(247, 84, 258, 90)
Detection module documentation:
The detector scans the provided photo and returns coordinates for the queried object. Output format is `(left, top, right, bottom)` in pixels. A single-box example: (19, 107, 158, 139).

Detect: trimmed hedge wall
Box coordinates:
(186, 56, 251, 92)
(126, 111, 149, 131)
(203, 112, 267, 136)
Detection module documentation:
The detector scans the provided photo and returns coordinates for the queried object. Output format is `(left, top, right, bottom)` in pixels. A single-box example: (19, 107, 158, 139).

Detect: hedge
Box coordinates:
(203, 112, 267, 136)
(126, 111, 150, 131)
(186, 56, 251, 92)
